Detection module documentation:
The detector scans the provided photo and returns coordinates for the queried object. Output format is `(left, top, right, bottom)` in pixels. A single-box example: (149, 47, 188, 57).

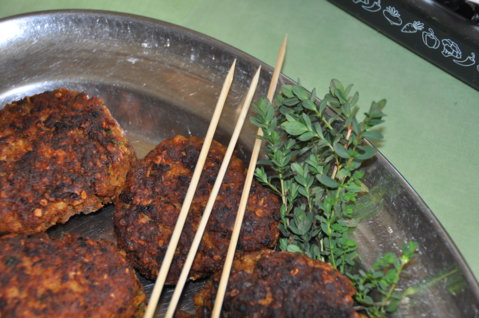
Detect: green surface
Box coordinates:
(1, 0, 478, 280)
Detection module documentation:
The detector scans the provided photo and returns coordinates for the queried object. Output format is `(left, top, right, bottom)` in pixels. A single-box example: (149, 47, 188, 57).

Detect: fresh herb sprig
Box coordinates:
(251, 79, 417, 317)
(349, 241, 418, 316)
(252, 79, 386, 269)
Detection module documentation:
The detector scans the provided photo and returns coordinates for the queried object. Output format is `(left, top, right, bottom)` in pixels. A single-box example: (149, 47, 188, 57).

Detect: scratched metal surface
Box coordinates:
(0, 10, 478, 317)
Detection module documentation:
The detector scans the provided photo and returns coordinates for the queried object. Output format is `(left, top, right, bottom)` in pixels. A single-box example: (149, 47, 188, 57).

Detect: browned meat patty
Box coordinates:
(0, 88, 135, 234)
(114, 135, 280, 284)
(194, 250, 359, 318)
(0, 233, 145, 317)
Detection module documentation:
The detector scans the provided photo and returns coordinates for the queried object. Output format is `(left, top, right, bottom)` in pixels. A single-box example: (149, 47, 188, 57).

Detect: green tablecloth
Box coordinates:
(1, 0, 478, 280)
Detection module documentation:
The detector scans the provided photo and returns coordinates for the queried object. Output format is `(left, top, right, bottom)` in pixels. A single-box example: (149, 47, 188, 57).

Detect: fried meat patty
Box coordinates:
(114, 135, 280, 284)
(194, 250, 359, 318)
(0, 88, 135, 234)
(0, 233, 145, 317)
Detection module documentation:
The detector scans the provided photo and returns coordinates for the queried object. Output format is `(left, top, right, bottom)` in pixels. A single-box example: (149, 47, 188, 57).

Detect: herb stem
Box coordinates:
(345, 124, 353, 141)
(401, 268, 458, 298)
(327, 219, 337, 269)
(279, 172, 288, 207)
(331, 165, 338, 179)
(315, 110, 334, 130)
(382, 270, 403, 312)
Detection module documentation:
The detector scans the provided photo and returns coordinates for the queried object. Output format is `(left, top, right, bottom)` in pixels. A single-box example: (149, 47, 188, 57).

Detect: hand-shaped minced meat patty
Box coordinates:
(114, 135, 280, 284)
(0, 233, 145, 317)
(0, 88, 135, 234)
(194, 250, 359, 318)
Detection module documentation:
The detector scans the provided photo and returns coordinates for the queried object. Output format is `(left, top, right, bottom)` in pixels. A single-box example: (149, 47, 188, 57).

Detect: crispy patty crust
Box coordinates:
(114, 135, 280, 284)
(0, 233, 145, 317)
(194, 250, 359, 318)
(0, 88, 135, 234)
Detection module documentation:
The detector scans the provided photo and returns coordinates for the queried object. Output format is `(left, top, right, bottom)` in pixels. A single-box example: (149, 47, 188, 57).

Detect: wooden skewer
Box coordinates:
(212, 35, 287, 318)
(143, 59, 237, 318)
(164, 66, 262, 318)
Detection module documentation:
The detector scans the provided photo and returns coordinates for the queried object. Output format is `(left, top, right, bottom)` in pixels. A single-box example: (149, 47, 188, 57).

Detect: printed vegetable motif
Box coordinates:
(422, 28, 440, 49)
(401, 21, 424, 33)
(453, 52, 476, 67)
(383, 6, 402, 26)
(352, 0, 369, 4)
(441, 39, 462, 59)
(362, 0, 382, 13)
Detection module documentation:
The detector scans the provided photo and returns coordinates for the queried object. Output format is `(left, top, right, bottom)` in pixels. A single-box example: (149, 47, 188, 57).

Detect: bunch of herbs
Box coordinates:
(251, 79, 417, 316)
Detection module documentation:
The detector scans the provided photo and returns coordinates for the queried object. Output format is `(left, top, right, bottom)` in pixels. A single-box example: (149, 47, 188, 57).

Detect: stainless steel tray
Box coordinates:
(0, 10, 478, 317)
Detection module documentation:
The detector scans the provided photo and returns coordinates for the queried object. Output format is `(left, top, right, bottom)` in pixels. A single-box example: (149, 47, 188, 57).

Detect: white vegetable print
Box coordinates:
(383, 6, 402, 26)
(362, 0, 381, 12)
(453, 52, 476, 67)
(352, 0, 369, 4)
(441, 39, 462, 59)
(422, 28, 440, 49)
(401, 21, 424, 33)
